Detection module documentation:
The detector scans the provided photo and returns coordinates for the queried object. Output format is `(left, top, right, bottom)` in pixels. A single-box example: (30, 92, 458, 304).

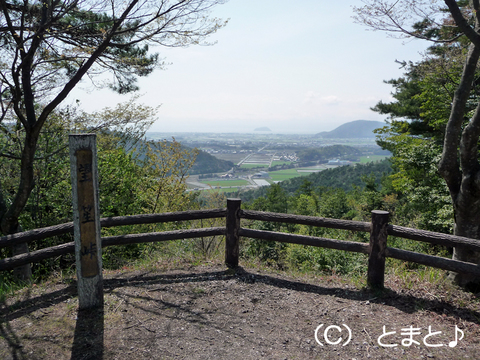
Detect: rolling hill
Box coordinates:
(236, 159, 392, 202)
(315, 120, 385, 139)
(188, 150, 234, 175)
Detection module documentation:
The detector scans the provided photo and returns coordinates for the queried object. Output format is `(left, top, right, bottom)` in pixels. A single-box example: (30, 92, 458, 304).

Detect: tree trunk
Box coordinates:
(437, 39, 480, 290)
(449, 193, 480, 288)
(12, 242, 32, 281)
(0, 131, 38, 282)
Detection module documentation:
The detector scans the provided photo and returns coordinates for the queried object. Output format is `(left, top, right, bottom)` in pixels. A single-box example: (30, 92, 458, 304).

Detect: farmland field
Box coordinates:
(271, 161, 292, 166)
(240, 164, 269, 169)
(268, 169, 307, 181)
(200, 179, 250, 187)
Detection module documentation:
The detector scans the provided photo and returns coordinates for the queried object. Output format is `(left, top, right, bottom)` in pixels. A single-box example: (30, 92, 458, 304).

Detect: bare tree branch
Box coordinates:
(443, 0, 480, 46)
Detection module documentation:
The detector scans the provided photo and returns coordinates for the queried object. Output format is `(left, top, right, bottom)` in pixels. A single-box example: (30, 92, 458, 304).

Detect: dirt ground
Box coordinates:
(0, 263, 479, 360)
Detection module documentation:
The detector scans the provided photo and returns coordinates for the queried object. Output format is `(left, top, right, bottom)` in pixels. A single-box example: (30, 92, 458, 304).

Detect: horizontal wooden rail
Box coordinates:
(100, 209, 226, 228)
(102, 227, 225, 247)
(239, 228, 480, 276)
(0, 222, 74, 250)
(239, 228, 369, 254)
(0, 242, 75, 272)
(388, 224, 480, 252)
(386, 247, 480, 276)
(0, 227, 225, 271)
(240, 210, 371, 233)
(2, 197, 480, 289)
(0, 209, 227, 249)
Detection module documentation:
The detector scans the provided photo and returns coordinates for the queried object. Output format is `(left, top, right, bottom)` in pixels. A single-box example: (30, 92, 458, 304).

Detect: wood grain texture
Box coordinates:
(240, 210, 371, 232)
(386, 247, 480, 276)
(0, 228, 226, 271)
(367, 210, 389, 289)
(388, 224, 480, 251)
(225, 199, 241, 268)
(239, 228, 369, 254)
(0, 209, 227, 248)
(69, 134, 103, 309)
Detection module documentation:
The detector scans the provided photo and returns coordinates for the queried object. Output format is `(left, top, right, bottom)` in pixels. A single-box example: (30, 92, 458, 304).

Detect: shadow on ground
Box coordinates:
(70, 305, 104, 360)
(0, 266, 479, 359)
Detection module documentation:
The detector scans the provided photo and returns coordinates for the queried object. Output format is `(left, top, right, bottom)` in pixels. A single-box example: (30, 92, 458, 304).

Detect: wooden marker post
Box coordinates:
(225, 198, 241, 268)
(367, 210, 389, 290)
(69, 134, 103, 309)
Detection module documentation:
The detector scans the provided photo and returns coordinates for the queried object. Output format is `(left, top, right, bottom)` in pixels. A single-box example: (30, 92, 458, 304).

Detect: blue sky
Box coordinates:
(68, 0, 429, 134)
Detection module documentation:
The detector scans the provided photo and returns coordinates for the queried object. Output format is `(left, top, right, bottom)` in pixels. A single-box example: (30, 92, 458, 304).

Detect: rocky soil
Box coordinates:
(1, 264, 479, 359)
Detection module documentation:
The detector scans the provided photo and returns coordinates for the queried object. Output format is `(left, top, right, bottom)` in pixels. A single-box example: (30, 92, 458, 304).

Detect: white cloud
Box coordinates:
(320, 95, 341, 105)
(303, 92, 341, 105)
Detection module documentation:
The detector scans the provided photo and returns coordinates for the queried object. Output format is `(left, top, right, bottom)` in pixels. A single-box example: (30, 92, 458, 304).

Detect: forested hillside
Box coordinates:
(132, 138, 234, 175)
(286, 160, 391, 192)
(188, 150, 234, 175)
(297, 145, 362, 162)
(237, 160, 392, 202)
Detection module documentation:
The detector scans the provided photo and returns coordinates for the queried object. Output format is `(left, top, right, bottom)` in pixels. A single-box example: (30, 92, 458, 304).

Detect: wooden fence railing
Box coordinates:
(1, 198, 480, 289)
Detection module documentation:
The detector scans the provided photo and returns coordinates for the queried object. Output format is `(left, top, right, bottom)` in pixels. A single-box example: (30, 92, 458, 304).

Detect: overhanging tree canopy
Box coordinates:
(0, 0, 227, 279)
(354, 0, 480, 288)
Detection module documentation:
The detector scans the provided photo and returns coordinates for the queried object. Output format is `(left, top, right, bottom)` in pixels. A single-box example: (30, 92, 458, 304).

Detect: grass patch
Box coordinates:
(269, 169, 306, 181)
(240, 164, 269, 169)
(203, 187, 239, 194)
(296, 167, 326, 173)
(200, 179, 250, 187)
(0, 275, 24, 303)
(271, 161, 292, 166)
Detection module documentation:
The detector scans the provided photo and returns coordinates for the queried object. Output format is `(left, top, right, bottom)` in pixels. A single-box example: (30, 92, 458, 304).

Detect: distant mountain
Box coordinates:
(254, 127, 271, 132)
(315, 120, 385, 139)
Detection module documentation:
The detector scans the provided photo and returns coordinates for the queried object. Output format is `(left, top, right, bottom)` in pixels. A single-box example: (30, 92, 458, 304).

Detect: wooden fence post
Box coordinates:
(225, 198, 241, 268)
(69, 134, 103, 309)
(367, 210, 389, 289)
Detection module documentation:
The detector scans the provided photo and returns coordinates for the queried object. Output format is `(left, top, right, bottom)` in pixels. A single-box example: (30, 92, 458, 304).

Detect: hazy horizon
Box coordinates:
(67, 1, 427, 134)
(146, 118, 385, 136)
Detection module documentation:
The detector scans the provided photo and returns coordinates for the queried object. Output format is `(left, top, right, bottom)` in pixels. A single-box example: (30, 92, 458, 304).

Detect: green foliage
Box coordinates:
(242, 184, 290, 267)
(0, 100, 199, 276)
(389, 140, 453, 232)
(98, 148, 147, 217)
(188, 191, 227, 259)
(317, 188, 351, 219)
(371, 59, 456, 233)
(297, 145, 362, 162)
(237, 160, 392, 203)
(370, 47, 465, 234)
(372, 51, 478, 148)
(286, 245, 366, 276)
(294, 194, 318, 216)
(0, 112, 75, 278)
(237, 153, 452, 274)
(0, 0, 227, 282)
(99, 137, 198, 269)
